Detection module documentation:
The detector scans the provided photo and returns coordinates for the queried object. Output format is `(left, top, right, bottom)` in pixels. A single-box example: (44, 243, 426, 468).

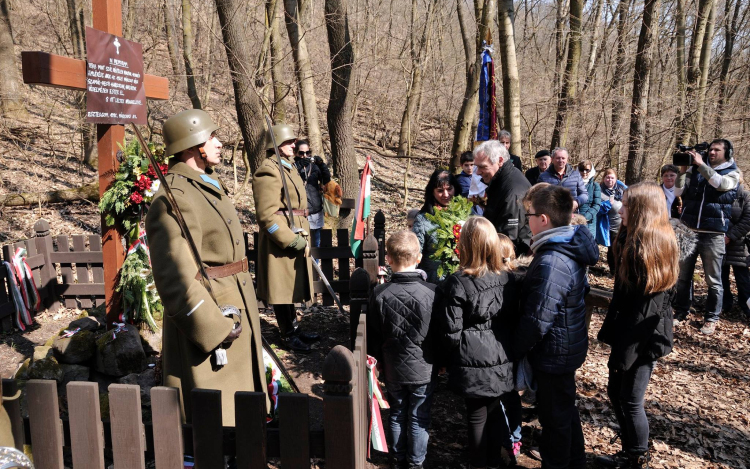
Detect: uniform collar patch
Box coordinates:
(200, 174, 222, 191)
(280, 159, 293, 169)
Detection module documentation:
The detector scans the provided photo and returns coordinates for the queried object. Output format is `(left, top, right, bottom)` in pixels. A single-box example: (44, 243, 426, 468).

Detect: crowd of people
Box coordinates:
(368, 133, 745, 469)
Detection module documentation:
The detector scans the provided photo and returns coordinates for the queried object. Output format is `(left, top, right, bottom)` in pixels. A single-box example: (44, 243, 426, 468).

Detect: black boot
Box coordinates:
(296, 329, 321, 342)
(627, 451, 650, 469)
(280, 334, 311, 353)
(594, 451, 629, 468)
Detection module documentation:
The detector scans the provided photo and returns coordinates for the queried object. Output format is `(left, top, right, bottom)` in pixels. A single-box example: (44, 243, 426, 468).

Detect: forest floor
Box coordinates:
(2, 133, 750, 468)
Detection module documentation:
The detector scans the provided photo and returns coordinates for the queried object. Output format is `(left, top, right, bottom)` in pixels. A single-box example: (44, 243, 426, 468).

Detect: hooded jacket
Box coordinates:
(538, 164, 589, 208)
(483, 160, 533, 255)
(435, 270, 519, 398)
(513, 225, 599, 374)
(294, 157, 331, 215)
(579, 168, 602, 238)
(724, 184, 750, 266)
(367, 271, 437, 385)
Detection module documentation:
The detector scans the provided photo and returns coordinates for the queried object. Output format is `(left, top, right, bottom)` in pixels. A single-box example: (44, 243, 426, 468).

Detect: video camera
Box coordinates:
(673, 142, 709, 166)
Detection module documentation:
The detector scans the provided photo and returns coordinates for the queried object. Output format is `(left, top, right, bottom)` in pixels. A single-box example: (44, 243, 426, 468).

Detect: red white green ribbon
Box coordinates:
(367, 355, 389, 456)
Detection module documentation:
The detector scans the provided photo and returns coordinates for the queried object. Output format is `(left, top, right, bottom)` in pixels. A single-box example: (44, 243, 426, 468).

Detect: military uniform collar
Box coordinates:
(168, 160, 228, 194)
(270, 154, 295, 171)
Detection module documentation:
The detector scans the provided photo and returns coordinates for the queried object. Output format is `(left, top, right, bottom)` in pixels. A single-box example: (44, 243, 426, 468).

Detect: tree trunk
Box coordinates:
(553, 0, 568, 97)
(325, 0, 357, 228)
(607, 0, 629, 169)
(449, 0, 495, 173)
(284, 0, 323, 156)
(694, 1, 715, 140)
(123, 0, 138, 40)
(550, 0, 583, 149)
(497, 0, 521, 159)
(674, 0, 686, 144)
(397, 0, 436, 157)
(163, 0, 182, 79)
(679, 0, 714, 143)
(2, 183, 100, 207)
(203, 7, 217, 107)
(268, 0, 286, 122)
(182, 0, 202, 109)
(715, 0, 742, 135)
(0, 0, 25, 118)
(66, 0, 97, 169)
(624, 0, 660, 185)
(215, 0, 267, 173)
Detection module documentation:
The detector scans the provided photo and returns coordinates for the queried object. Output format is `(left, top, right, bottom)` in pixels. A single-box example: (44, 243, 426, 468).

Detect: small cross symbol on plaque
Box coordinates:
(20, 0, 169, 326)
(113, 37, 121, 54)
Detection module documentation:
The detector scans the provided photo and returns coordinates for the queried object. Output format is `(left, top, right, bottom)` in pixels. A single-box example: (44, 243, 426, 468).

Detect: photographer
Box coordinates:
(293, 139, 331, 248)
(673, 139, 739, 334)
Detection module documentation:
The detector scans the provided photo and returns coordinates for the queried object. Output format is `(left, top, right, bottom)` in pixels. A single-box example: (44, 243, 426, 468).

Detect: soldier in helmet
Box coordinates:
(145, 109, 268, 425)
(253, 123, 320, 353)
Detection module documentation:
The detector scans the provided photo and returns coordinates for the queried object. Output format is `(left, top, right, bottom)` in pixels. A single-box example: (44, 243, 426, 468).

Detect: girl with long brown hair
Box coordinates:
(596, 183, 678, 469)
(435, 217, 522, 468)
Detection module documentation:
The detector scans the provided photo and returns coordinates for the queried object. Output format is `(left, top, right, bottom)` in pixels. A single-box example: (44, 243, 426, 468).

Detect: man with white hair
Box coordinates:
(474, 140, 532, 255)
(498, 129, 524, 171)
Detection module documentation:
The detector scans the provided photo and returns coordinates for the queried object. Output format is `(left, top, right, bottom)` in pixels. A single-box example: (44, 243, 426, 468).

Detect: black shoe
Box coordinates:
(594, 451, 629, 468)
(627, 451, 650, 469)
(281, 335, 311, 353)
(297, 330, 321, 342)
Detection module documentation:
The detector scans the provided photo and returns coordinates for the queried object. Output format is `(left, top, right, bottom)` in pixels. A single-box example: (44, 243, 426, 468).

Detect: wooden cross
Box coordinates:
(21, 0, 169, 325)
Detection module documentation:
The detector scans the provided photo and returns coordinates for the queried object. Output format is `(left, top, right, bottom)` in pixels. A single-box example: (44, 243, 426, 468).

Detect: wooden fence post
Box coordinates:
(67, 381, 105, 468)
(323, 345, 357, 469)
(349, 268, 370, 349)
(362, 234, 379, 284)
(151, 387, 184, 469)
(26, 380, 64, 469)
(191, 389, 224, 469)
(34, 219, 60, 312)
(109, 384, 146, 469)
(373, 210, 386, 267)
(234, 392, 267, 469)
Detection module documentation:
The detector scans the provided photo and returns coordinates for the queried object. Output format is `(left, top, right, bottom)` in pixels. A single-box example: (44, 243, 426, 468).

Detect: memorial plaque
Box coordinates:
(85, 27, 147, 124)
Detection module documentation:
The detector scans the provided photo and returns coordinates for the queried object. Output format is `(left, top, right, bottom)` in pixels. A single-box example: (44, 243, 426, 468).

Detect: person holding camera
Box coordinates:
(673, 139, 740, 334)
(293, 139, 331, 248)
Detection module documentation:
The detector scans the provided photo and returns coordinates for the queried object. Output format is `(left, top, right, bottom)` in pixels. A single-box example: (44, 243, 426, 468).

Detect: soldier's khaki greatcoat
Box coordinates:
(252, 154, 314, 304)
(145, 161, 267, 426)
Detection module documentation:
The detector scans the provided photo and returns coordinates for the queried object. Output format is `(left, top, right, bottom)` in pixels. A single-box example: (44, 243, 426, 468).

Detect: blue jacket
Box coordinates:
(580, 177, 602, 238)
(513, 226, 599, 374)
(538, 164, 589, 208)
(456, 171, 472, 198)
(680, 161, 739, 233)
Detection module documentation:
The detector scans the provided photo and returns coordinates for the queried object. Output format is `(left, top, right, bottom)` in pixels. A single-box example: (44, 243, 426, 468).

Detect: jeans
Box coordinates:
(310, 228, 321, 248)
(607, 361, 655, 454)
(464, 391, 522, 468)
(386, 380, 435, 466)
(674, 232, 725, 322)
(535, 370, 586, 469)
(721, 264, 750, 315)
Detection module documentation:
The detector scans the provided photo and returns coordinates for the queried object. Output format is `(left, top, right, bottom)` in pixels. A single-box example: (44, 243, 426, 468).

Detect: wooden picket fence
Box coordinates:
(2, 309, 371, 469)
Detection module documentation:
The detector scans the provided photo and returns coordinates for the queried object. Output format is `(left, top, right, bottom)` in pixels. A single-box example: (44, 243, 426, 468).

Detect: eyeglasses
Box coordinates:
(525, 213, 544, 221)
(581, 168, 591, 173)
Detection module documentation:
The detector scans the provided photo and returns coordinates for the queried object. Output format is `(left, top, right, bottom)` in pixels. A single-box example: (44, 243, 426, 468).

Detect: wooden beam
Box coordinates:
(21, 51, 169, 100)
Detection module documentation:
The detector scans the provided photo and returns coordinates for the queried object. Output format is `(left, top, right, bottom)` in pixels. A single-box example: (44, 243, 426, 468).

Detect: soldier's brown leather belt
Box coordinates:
(195, 257, 249, 280)
(275, 209, 309, 217)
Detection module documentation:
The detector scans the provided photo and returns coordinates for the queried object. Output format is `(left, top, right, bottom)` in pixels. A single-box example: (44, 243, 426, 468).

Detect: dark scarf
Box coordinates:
(602, 182, 624, 201)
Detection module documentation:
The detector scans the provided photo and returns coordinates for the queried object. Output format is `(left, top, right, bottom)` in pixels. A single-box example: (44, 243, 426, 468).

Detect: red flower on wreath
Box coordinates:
(130, 192, 144, 204)
(134, 175, 152, 192)
(452, 223, 462, 240)
(454, 248, 460, 258)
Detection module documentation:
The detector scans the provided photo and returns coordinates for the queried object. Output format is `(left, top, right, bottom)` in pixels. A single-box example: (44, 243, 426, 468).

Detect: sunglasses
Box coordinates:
(581, 168, 591, 173)
(298, 150, 312, 156)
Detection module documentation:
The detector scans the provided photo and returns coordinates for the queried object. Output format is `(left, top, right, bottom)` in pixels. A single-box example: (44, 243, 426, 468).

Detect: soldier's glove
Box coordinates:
(314, 155, 325, 166)
(288, 234, 308, 252)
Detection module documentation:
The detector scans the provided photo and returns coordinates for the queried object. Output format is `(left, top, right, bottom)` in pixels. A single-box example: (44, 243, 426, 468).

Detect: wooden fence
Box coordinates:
(2, 296, 371, 469)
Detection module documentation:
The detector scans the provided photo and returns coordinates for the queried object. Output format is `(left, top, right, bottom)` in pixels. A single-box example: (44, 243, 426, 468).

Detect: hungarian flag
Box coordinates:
(350, 156, 372, 258)
(476, 44, 497, 141)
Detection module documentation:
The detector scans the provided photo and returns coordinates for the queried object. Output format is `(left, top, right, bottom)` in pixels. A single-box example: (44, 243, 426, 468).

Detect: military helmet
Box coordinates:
(163, 109, 219, 156)
(265, 123, 297, 150)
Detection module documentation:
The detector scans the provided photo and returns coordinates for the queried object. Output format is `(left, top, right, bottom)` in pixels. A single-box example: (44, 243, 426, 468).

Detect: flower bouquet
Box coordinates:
(99, 138, 169, 243)
(425, 196, 473, 278)
(117, 241, 163, 332)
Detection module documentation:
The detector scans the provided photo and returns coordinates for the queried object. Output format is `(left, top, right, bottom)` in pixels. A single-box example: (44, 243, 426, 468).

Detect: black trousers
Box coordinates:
(465, 396, 504, 468)
(273, 304, 298, 336)
(607, 361, 655, 454)
(535, 370, 586, 469)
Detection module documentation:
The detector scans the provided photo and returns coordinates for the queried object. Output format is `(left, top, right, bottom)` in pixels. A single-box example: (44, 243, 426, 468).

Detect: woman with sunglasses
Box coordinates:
(577, 160, 601, 238)
(293, 139, 331, 248)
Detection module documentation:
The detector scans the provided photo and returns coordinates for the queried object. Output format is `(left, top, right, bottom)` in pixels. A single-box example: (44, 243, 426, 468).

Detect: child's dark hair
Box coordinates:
(523, 185, 573, 228)
(460, 151, 474, 164)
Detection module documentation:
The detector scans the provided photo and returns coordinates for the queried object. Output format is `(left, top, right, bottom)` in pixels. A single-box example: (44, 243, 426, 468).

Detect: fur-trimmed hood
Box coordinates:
(670, 218, 697, 262)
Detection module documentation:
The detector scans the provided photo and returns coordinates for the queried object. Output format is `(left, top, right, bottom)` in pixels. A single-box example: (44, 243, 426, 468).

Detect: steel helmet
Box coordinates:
(163, 109, 219, 156)
(265, 123, 297, 150)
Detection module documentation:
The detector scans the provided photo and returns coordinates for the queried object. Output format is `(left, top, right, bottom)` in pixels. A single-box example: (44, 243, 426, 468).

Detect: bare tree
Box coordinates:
(607, 0, 631, 169)
(182, 0, 202, 109)
(0, 0, 25, 118)
(694, 1, 715, 140)
(267, 0, 287, 122)
(450, 0, 495, 173)
(284, 0, 323, 156)
(123, 0, 138, 40)
(497, 0, 521, 159)
(550, 0, 583, 149)
(715, 0, 747, 135)
(625, 0, 660, 184)
(214, 0, 266, 172)
(163, 0, 183, 81)
(678, 0, 714, 143)
(325, 0, 358, 227)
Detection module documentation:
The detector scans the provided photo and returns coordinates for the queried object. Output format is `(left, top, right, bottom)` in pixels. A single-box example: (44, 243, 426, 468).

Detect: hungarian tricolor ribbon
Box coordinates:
(367, 355, 389, 456)
(350, 156, 372, 258)
(62, 327, 81, 338)
(112, 322, 128, 340)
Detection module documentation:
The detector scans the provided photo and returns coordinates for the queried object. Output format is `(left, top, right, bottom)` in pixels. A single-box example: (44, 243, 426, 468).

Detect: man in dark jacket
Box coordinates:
(538, 147, 588, 212)
(474, 140, 532, 256)
(525, 149, 551, 185)
(499, 129, 524, 171)
(368, 231, 437, 469)
(721, 184, 750, 320)
(293, 139, 331, 248)
(514, 185, 599, 469)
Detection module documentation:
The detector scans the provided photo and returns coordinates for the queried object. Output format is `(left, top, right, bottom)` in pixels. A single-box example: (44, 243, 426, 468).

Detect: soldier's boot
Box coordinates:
(280, 334, 311, 353)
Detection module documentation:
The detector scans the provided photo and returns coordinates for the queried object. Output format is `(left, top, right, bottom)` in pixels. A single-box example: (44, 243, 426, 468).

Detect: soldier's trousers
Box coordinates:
(273, 304, 298, 336)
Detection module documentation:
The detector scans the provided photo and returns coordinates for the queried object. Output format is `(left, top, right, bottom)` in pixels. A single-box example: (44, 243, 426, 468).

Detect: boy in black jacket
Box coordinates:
(368, 231, 437, 469)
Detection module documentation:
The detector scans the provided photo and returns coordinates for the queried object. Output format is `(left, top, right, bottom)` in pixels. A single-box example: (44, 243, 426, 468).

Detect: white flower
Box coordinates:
(145, 179, 160, 197)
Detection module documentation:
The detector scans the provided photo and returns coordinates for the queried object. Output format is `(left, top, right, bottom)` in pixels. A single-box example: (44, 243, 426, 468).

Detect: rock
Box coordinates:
(60, 364, 90, 385)
(14, 358, 31, 380)
(89, 369, 118, 394)
(28, 357, 63, 382)
(95, 325, 147, 377)
(53, 330, 97, 364)
(33, 345, 53, 361)
(117, 368, 157, 402)
(67, 316, 104, 332)
(140, 329, 162, 355)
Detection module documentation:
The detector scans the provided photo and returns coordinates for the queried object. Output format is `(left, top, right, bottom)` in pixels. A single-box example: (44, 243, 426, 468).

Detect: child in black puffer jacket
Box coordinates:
(435, 217, 522, 469)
